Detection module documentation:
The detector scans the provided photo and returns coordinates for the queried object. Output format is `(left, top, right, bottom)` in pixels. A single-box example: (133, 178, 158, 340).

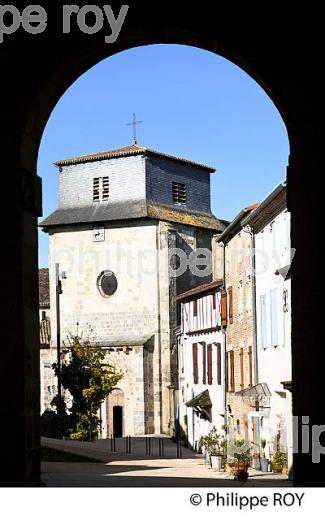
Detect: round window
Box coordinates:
(97, 271, 118, 297)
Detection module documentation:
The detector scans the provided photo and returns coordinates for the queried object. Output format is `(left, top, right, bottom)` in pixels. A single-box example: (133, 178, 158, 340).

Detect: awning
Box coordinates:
(186, 389, 212, 408)
(235, 383, 271, 408)
(185, 389, 212, 421)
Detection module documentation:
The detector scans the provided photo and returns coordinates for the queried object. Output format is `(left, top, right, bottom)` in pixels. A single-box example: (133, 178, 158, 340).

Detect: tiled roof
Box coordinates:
(54, 144, 215, 173)
(177, 280, 223, 301)
(39, 201, 226, 232)
(40, 318, 51, 346)
(39, 268, 50, 308)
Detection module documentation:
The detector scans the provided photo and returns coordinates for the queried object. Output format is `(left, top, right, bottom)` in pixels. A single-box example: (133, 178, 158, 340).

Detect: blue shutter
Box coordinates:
(270, 288, 278, 347)
(260, 294, 268, 349)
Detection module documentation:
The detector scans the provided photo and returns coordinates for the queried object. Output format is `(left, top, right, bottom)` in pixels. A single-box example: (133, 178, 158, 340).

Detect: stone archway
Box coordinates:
(0, 5, 322, 486)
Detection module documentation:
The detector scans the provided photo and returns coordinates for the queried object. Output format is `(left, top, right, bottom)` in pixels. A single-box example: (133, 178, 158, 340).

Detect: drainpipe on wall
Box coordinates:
(242, 225, 259, 385)
(217, 239, 227, 429)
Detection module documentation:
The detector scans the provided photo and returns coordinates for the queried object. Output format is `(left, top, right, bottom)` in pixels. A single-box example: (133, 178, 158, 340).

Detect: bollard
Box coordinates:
(148, 437, 151, 455)
(110, 434, 113, 451)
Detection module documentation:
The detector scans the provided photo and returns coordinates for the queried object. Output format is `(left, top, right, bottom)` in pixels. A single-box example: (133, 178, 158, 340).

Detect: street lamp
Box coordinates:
(55, 263, 67, 406)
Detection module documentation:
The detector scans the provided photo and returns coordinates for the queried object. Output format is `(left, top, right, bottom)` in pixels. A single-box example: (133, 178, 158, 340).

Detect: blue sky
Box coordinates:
(37, 44, 289, 267)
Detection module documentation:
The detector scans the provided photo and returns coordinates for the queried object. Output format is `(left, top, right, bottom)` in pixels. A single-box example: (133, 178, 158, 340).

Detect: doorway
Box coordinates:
(113, 406, 123, 438)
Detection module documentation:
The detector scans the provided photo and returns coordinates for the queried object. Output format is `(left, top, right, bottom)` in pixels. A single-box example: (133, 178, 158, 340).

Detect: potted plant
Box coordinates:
(272, 449, 288, 473)
(199, 435, 211, 465)
(260, 438, 269, 472)
(208, 427, 224, 471)
(252, 451, 261, 470)
(232, 439, 251, 481)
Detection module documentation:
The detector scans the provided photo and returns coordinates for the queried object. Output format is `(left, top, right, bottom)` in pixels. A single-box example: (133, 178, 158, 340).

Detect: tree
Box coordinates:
(52, 333, 123, 441)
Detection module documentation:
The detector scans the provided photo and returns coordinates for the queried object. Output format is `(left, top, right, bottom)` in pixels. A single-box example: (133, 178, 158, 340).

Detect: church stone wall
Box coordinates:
(48, 220, 159, 344)
(59, 155, 146, 208)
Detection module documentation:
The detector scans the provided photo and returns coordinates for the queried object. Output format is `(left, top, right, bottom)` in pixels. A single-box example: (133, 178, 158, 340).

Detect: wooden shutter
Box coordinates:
(228, 286, 233, 324)
(230, 350, 235, 393)
(240, 347, 244, 389)
(221, 289, 227, 326)
(202, 342, 206, 384)
(225, 352, 229, 392)
(216, 343, 221, 385)
(192, 343, 198, 384)
(207, 344, 213, 385)
(248, 346, 253, 387)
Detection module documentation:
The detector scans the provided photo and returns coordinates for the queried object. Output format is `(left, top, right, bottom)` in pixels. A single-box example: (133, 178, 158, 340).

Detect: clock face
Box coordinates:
(93, 226, 105, 242)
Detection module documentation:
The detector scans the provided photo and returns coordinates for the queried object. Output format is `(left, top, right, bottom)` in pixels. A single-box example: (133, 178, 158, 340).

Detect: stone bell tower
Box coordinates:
(40, 143, 225, 435)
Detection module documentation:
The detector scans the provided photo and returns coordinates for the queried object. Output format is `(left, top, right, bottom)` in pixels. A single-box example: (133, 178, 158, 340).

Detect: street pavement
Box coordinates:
(41, 437, 292, 487)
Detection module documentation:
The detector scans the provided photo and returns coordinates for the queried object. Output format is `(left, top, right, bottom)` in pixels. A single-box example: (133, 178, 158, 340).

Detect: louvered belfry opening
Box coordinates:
(172, 181, 187, 205)
(93, 177, 100, 202)
(93, 176, 109, 202)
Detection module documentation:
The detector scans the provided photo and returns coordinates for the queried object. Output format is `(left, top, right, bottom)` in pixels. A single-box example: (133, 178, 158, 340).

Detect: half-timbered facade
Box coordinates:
(176, 280, 225, 449)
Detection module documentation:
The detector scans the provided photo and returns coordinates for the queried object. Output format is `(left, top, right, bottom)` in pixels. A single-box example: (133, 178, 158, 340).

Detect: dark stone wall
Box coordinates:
(0, 1, 323, 485)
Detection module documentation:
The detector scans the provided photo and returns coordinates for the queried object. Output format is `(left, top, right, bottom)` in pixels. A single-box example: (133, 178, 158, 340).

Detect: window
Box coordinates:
(270, 287, 278, 347)
(172, 182, 186, 205)
(260, 294, 268, 349)
(193, 300, 198, 318)
(102, 176, 109, 200)
(248, 346, 253, 387)
(93, 176, 109, 203)
(97, 270, 118, 297)
(93, 178, 100, 202)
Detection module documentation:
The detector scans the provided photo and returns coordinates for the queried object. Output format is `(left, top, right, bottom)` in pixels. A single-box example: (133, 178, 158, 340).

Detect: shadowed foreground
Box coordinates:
(42, 437, 291, 487)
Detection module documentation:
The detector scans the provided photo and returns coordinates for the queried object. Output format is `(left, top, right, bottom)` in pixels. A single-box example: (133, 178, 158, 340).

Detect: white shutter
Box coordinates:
(260, 294, 268, 349)
(270, 288, 278, 347)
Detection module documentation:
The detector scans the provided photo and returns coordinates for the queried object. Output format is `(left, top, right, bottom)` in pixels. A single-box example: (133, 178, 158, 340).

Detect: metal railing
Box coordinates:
(108, 435, 183, 458)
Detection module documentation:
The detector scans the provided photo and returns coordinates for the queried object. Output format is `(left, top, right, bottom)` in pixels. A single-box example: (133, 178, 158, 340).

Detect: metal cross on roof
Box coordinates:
(127, 112, 142, 144)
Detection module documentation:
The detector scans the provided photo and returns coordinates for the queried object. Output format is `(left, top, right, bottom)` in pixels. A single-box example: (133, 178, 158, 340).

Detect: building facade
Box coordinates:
(176, 281, 225, 449)
(214, 205, 259, 448)
(39, 144, 225, 436)
(243, 183, 292, 470)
